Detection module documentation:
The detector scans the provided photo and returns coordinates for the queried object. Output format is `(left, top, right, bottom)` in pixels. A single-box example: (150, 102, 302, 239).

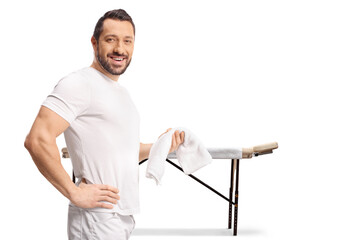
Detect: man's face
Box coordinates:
(94, 19, 135, 76)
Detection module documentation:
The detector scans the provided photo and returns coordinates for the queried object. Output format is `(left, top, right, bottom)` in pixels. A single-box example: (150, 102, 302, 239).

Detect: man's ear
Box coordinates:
(91, 36, 97, 52)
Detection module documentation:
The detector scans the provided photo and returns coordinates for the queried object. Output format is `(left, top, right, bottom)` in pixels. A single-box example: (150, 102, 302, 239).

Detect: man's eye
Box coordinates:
(107, 38, 115, 42)
(125, 40, 132, 44)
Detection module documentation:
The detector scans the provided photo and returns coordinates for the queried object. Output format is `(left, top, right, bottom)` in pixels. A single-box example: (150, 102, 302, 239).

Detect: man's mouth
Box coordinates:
(109, 55, 127, 64)
(111, 57, 124, 61)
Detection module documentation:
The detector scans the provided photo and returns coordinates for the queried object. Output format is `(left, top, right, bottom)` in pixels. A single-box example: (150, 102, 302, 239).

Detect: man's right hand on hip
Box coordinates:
(70, 179, 120, 209)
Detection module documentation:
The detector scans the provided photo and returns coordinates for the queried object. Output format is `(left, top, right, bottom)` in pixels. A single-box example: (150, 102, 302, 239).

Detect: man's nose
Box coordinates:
(114, 41, 126, 55)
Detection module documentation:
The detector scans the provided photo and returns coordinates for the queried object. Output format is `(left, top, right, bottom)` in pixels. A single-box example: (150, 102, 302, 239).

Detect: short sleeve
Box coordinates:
(42, 73, 91, 124)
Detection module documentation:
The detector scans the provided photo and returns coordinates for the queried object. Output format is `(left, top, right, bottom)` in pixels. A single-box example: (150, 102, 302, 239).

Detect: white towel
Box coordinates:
(146, 127, 212, 185)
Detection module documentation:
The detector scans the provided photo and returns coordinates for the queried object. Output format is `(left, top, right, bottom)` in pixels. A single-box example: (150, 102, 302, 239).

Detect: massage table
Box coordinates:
(61, 142, 278, 236)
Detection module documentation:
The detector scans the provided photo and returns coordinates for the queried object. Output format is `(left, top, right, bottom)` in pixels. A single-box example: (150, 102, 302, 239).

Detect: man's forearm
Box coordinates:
(139, 143, 153, 162)
(25, 136, 77, 200)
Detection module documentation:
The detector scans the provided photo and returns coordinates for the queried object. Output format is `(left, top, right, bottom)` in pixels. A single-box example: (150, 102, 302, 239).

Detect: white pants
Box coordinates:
(67, 205, 135, 240)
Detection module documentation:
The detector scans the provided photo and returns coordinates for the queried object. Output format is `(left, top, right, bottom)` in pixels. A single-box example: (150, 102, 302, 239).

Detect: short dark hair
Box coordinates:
(93, 9, 135, 41)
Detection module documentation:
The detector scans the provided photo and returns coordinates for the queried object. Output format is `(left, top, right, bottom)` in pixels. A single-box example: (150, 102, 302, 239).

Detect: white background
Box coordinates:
(1, 0, 359, 239)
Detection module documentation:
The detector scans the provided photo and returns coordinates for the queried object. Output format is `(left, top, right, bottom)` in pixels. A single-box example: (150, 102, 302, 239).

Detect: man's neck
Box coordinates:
(90, 62, 120, 82)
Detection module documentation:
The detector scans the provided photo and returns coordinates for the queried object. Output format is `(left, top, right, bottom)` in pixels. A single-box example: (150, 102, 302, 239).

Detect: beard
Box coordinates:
(96, 46, 132, 76)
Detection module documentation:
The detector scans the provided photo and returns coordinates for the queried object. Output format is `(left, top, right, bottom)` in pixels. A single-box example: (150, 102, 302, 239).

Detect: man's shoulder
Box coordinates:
(65, 67, 93, 80)
(54, 67, 94, 92)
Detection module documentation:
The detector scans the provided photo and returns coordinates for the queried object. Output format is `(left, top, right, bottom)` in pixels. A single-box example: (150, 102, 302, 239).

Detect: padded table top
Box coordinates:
(62, 142, 277, 160)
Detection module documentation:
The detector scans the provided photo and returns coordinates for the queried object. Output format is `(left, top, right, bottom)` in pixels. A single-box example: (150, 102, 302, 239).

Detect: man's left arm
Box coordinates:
(139, 129, 184, 162)
(139, 143, 153, 162)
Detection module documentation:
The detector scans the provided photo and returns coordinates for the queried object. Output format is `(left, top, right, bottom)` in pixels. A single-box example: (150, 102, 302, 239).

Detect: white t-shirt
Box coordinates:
(42, 67, 140, 215)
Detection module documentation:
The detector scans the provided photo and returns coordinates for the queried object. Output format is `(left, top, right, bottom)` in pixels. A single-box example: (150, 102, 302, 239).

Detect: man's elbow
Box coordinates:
(24, 134, 39, 154)
(24, 134, 32, 150)
(24, 131, 51, 155)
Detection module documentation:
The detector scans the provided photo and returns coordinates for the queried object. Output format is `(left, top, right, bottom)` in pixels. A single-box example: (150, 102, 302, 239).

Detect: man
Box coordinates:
(24, 9, 184, 240)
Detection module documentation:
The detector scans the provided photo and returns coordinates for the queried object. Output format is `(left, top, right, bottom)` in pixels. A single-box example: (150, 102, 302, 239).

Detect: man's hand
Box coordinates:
(160, 128, 185, 153)
(70, 179, 120, 209)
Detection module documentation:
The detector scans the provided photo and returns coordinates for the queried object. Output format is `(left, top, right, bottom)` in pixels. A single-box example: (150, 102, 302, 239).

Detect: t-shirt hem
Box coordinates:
(41, 103, 74, 124)
(69, 202, 140, 216)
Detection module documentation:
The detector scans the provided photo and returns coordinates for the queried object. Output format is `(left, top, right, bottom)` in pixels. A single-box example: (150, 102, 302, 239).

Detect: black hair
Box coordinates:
(93, 9, 135, 41)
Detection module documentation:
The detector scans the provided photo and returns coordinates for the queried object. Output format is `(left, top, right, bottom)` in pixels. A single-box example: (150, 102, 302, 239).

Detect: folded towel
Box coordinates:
(146, 127, 212, 185)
